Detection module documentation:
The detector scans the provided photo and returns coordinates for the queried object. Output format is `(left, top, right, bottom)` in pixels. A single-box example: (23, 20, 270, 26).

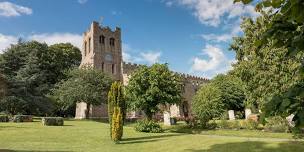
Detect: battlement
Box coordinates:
(122, 62, 209, 83)
(84, 21, 121, 36)
(175, 72, 209, 82)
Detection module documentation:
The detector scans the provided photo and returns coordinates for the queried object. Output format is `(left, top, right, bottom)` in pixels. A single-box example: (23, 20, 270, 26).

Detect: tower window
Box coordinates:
(112, 64, 115, 74)
(84, 41, 87, 56)
(88, 37, 91, 53)
(99, 35, 105, 44)
(110, 38, 115, 46)
(101, 62, 104, 72)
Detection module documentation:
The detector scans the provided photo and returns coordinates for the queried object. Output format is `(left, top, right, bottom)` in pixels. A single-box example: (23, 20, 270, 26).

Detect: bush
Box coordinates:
(42, 117, 64, 126)
(215, 120, 240, 129)
(0, 115, 9, 122)
(135, 119, 163, 133)
(214, 120, 258, 130)
(12, 115, 33, 123)
(239, 120, 258, 130)
(192, 84, 225, 127)
(264, 116, 290, 133)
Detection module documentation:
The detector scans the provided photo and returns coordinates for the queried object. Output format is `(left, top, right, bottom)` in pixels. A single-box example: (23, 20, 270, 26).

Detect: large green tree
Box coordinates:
(51, 67, 112, 118)
(126, 63, 182, 120)
(0, 41, 81, 115)
(235, 0, 304, 130)
(192, 83, 225, 127)
(230, 11, 304, 128)
(211, 74, 245, 111)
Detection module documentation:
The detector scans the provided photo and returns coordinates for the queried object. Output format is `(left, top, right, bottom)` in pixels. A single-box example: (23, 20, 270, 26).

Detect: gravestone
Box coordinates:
(245, 109, 252, 119)
(286, 114, 295, 127)
(228, 110, 235, 120)
(163, 111, 171, 126)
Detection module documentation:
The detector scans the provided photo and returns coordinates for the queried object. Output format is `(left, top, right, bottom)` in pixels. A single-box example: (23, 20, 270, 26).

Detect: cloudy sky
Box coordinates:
(0, 0, 258, 78)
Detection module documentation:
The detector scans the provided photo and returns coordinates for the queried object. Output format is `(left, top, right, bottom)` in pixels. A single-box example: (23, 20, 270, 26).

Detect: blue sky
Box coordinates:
(0, 0, 258, 78)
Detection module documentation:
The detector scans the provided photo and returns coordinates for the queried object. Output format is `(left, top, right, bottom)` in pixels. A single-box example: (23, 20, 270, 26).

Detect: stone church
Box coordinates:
(75, 21, 208, 119)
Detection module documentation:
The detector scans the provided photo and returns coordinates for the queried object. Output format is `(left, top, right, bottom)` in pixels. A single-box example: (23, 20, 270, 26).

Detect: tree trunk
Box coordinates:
(145, 109, 153, 120)
(86, 103, 91, 119)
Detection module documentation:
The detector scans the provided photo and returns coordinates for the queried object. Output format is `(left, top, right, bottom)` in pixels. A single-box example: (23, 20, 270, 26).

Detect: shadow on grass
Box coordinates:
(119, 133, 185, 144)
(0, 150, 71, 152)
(185, 141, 304, 152)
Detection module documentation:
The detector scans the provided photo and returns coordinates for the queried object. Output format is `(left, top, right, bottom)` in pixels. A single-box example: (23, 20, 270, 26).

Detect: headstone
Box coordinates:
(248, 114, 259, 122)
(245, 109, 252, 119)
(286, 114, 295, 127)
(228, 110, 235, 120)
(163, 111, 171, 126)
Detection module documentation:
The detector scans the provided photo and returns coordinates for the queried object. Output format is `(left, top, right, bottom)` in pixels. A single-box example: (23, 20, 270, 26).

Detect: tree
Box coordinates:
(0, 41, 81, 115)
(211, 74, 245, 111)
(192, 83, 225, 127)
(108, 82, 125, 142)
(51, 67, 112, 118)
(126, 63, 182, 120)
(230, 11, 304, 129)
(235, 0, 304, 132)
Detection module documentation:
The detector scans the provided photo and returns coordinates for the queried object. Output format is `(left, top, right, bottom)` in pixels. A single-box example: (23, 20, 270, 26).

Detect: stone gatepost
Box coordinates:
(245, 109, 252, 119)
(163, 111, 171, 126)
(228, 110, 235, 120)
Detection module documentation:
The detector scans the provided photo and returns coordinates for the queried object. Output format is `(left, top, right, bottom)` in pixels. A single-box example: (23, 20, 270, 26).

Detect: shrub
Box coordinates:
(213, 120, 258, 130)
(135, 119, 163, 133)
(264, 116, 290, 133)
(0, 115, 9, 122)
(111, 107, 123, 141)
(42, 117, 64, 126)
(215, 120, 241, 129)
(239, 119, 258, 130)
(12, 115, 33, 123)
(192, 84, 225, 127)
(108, 82, 125, 142)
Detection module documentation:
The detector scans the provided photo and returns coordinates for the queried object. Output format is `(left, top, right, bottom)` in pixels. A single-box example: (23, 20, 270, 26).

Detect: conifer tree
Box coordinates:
(108, 81, 125, 142)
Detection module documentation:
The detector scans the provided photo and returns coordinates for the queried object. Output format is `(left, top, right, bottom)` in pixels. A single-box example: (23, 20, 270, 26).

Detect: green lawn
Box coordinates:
(0, 120, 303, 152)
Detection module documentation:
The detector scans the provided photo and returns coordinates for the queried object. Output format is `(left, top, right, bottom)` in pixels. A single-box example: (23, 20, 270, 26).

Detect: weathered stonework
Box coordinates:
(75, 21, 209, 119)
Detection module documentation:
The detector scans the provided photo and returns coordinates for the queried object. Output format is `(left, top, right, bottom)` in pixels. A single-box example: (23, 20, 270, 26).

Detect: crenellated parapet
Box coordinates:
(122, 62, 141, 75)
(122, 62, 209, 87)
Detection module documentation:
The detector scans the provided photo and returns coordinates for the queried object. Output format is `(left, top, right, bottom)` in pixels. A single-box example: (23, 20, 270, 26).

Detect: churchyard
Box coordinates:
(0, 119, 303, 152)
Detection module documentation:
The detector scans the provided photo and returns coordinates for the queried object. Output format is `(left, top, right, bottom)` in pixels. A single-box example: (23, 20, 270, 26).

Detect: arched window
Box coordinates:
(110, 38, 115, 46)
(84, 41, 87, 56)
(101, 62, 104, 72)
(112, 64, 115, 74)
(88, 37, 91, 53)
(99, 35, 105, 44)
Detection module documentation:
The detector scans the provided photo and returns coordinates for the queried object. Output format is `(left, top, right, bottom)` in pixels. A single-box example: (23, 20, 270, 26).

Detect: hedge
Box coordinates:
(0, 115, 9, 122)
(213, 119, 259, 130)
(42, 117, 64, 126)
(12, 115, 33, 123)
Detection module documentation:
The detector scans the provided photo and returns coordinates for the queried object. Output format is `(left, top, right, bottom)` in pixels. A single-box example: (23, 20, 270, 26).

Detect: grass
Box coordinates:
(0, 119, 303, 152)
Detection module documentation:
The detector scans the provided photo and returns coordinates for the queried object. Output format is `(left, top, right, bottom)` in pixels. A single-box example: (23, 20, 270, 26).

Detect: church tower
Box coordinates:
(75, 21, 122, 119)
(80, 21, 122, 80)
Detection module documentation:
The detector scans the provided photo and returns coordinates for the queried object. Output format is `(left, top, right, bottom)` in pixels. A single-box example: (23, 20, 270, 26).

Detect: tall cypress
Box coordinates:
(108, 81, 125, 142)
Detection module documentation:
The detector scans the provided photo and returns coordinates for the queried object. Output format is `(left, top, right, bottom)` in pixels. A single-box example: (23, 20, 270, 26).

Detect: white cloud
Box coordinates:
(0, 33, 82, 53)
(29, 33, 82, 49)
(191, 44, 234, 78)
(201, 19, 243, 43)
(0, 33, 18, 53)
(0, 2, 32, 17)
(122, 43, 162, 65)
(140, 52, 161, 64)
(201, 34, 231, 43)
(78, 0, 88, 4)
(165, 0, 258, 27)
